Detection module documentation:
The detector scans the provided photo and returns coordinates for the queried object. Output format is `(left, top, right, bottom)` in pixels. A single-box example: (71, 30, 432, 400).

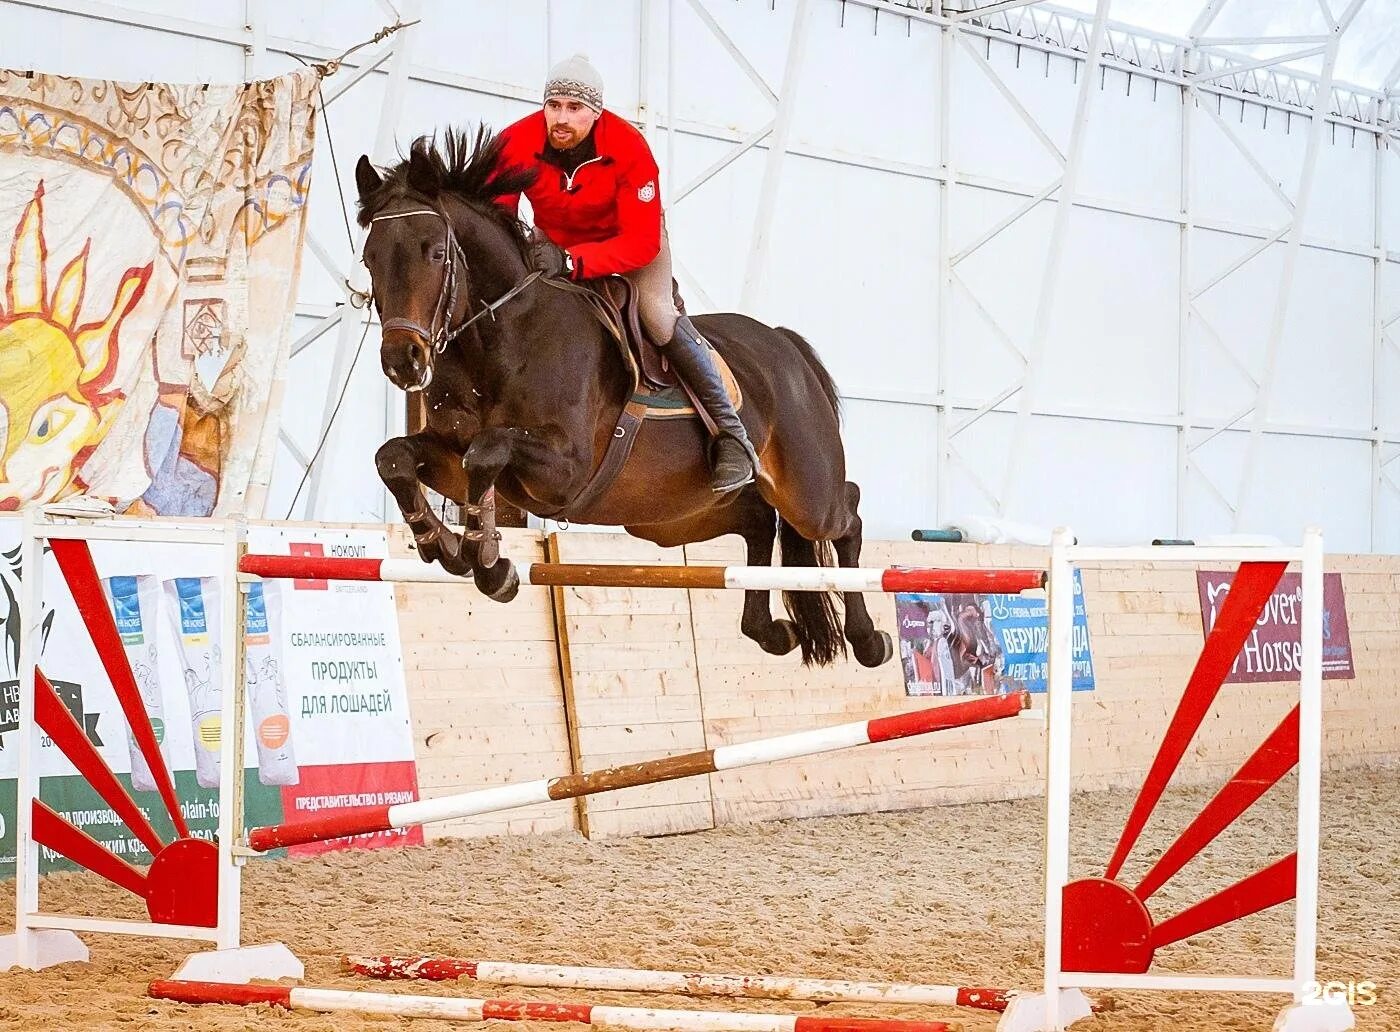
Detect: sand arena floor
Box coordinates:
(2, 767, 1397, 1032)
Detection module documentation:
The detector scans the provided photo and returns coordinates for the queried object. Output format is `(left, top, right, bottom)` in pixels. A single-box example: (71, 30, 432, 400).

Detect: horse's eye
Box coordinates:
(431, 247, 446, 262)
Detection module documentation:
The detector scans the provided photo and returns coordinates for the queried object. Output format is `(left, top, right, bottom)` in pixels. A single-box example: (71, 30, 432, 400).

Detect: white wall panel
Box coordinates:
(1310, 124, 1376, 250)
(1189, 228, 1284, 421)
(1189, 96, 1298, 232)
(1076, 67, 1181, 213)
(1383, 141, 1400, 245)
(946, 411, 1176, 544)
(788, 4, 941, 170)
(1188, 431, 1371, 552)
(1041, 207, 1179, 418)
(1269, 248, 1373, 430)
(671, 0, 787, 133)
(948, 36, 1065, 187)
(749, 156, 939, 397)
(837, 398, 937, 542)
(947, 186, 1054, 385)
(0, 8, 243, 82)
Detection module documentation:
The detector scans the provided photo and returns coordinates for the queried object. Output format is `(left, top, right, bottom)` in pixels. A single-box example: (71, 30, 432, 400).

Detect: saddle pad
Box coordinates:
(634, 347, 743, 421)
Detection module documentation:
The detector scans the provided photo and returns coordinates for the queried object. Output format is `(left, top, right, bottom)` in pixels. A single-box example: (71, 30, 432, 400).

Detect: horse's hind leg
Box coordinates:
(624, 489, 799, 658)
(832, 481, 893, 668)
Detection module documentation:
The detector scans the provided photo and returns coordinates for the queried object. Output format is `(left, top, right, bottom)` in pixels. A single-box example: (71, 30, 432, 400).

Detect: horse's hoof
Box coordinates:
(855, 630, 894, 668)
(760, 619, 802, 656)
(481, 561, 520, 603)
(435, 536, 473, 578)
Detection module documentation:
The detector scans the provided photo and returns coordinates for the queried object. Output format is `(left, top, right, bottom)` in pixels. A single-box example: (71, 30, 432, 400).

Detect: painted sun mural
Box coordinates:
(0, 184, 151, 508)
(0, 68, 319, 516)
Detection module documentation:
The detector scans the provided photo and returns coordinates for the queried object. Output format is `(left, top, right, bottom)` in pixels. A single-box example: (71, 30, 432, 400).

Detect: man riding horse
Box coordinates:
(353, 56, 892, 668)
(494, 54, 760, 495)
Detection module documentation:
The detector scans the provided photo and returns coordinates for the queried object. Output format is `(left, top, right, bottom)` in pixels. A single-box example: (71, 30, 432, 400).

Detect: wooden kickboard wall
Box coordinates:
(367, 524, 1399, 842)
(382, 525, 576, 842)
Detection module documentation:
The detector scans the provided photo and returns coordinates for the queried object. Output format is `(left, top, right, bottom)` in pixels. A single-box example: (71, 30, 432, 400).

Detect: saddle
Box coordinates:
(597, 276, 679, 390)
(540, 274, 742, 426)
(530, 273, 744, 522)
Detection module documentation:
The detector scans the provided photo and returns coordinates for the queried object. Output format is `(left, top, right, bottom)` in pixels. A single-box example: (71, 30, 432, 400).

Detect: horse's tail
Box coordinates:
(778, 517, 846, 667)
(776, 326, 841, 427)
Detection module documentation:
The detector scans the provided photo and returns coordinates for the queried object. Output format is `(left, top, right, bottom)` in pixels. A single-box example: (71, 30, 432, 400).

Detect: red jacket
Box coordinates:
(496, 109, 662, 279)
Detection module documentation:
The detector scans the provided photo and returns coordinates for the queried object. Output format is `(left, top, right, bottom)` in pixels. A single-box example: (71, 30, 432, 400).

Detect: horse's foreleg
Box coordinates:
(831, 481, 893, 668)
(375, 434, 471, 576)
(461, 428, 519, 602)
(738, 499, 801, 657)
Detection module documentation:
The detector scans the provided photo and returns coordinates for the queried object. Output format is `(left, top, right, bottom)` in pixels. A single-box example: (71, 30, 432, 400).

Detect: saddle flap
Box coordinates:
(599, 277, 677, 390)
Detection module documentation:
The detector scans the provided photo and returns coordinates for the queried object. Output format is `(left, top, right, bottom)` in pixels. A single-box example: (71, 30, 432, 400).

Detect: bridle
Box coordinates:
(362, 205, 542, 367)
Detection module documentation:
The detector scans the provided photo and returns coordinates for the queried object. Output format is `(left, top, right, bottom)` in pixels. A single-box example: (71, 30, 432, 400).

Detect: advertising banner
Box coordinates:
(0, 521, 419, 880)
(895, 570, 1095, 696)
(1195, 570, 1355, 683)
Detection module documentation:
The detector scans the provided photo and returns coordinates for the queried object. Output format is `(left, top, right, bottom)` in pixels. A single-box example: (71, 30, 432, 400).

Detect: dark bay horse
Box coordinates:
(353, 127, 890, 668)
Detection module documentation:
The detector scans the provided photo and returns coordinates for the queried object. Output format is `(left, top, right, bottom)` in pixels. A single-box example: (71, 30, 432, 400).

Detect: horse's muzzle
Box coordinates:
(381, 330, 433, 393)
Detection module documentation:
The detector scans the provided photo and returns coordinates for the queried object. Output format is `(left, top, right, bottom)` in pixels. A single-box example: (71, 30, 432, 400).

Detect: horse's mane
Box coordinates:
(357, 125, 538, 253)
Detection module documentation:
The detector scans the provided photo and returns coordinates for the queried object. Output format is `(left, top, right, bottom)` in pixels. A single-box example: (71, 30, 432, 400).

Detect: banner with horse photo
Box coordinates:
(0, 67, 318, 517)
(894, 570, 1096, 696)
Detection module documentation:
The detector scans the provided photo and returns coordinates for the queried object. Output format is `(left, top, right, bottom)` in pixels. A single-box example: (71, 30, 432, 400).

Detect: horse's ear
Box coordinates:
(405, 138, 440, 195)
(355, 155, 382, 200)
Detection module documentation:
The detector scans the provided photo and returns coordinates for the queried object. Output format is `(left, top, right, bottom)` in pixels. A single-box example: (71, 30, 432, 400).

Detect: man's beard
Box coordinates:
(548, 127, 580, 149)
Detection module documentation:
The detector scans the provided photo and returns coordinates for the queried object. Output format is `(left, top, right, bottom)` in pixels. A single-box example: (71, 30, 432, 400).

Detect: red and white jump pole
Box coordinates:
(148, 979, 953, 1032)
(341, 954, 1013, 1014)
(237, 552, 1046, 595)
(247, 691, 1031, 853)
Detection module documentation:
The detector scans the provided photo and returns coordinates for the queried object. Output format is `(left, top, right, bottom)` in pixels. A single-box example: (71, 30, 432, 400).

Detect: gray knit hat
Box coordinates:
(544, 53, 604, 113)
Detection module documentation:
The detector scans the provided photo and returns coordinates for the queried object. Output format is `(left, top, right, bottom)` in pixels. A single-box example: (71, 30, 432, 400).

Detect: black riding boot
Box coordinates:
(666, 316, 760, 493)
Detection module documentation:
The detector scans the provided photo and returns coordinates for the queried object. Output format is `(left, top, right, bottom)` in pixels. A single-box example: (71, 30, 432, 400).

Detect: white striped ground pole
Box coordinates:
(247, 691, 1030, 852)
(148, 980, 952, 1031)
(237, 553, 1046, 595)
(341, 955, 1012, 1013)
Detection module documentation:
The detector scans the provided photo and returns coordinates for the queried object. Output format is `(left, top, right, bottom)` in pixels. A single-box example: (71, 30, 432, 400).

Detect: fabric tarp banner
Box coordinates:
(0, 67, 318, 516)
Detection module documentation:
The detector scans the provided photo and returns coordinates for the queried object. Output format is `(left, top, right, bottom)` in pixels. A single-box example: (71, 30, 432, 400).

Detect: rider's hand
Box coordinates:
(529, 240, 571, 279)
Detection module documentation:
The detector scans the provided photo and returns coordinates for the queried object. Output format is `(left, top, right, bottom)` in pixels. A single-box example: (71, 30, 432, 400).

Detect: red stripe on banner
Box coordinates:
(1103, 560, 1287, 882)
(483, 999, 595, 1023)
(793, 1017, 950, 1032)
(49, 538, 190, 839)
(879, 568, 1045, 594)
(148, 980, 294, 1007)
(247, 805, 394, 852)
(239, 553, 387, 582)
(866, 691, 1028, 744)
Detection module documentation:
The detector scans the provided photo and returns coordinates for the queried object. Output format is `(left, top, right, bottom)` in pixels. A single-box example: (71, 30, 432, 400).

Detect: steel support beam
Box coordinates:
(935, 18, 956, 525)
(243, 0, 265, 79)
(1372, 118, 1385, 548)
(1191, 46, 1329, 85)
(304, 0, 421, 521)
(1233, 0, 1369, 531)
(742, 0, 812, 311)
(1188, 0, 1233, 41)
(685, 0, 778, 104)
(1176, 66, 1195, 535)
(997, 0, 1113, 517)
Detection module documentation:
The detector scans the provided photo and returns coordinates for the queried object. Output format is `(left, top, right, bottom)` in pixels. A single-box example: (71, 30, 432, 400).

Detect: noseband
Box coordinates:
(365, 206, 543, 357)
